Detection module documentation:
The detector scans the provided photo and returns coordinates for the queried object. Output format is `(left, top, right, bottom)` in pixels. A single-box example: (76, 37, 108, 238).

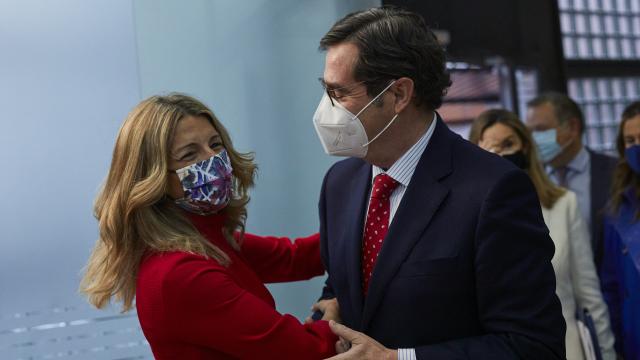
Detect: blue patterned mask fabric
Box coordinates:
(532, 129, 562, 163)
(625, 144, 640, 174)
(174, 150, 233, 215)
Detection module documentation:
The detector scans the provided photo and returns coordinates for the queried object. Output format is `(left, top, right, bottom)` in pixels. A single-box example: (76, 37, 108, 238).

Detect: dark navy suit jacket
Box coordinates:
(318, 117, 566, 359)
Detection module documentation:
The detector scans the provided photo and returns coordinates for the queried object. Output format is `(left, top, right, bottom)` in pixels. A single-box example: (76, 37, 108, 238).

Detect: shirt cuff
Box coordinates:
(398, 348, 417, 360)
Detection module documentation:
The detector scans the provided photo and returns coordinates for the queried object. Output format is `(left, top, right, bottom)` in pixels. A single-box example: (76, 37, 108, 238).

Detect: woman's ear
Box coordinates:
(568, 117, 582, 137)
(391, 77, 415, 114)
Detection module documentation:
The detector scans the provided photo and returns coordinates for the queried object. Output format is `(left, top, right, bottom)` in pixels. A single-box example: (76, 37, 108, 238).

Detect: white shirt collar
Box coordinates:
(547, 146, 589, 174)
(372, 112, 437, 187)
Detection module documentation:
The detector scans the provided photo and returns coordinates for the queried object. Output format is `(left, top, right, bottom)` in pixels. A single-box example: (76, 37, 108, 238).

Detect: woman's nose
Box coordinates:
(204, 145, 221, 158)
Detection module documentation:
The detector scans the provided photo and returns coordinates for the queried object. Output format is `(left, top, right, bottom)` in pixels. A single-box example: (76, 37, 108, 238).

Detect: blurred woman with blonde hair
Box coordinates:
(80, 93, 338, 359)
(470, 109, 616, 360)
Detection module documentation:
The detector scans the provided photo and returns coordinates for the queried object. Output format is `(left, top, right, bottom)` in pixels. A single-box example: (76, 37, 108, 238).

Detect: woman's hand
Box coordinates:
(305, 298, 341, 324)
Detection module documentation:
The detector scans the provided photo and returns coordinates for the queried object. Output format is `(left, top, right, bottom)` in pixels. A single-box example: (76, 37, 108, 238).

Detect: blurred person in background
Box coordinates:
(526, 92, 617, 268)
(600, 100, 640, 360)
(470, 109, 616, 360)
(80, 94, 339, 360)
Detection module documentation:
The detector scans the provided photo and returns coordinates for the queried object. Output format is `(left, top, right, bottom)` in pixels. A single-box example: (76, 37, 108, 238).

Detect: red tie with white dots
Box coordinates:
(362, 173, 398, 295)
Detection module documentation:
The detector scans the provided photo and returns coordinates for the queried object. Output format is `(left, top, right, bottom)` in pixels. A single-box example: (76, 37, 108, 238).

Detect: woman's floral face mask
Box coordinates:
(174, 149, 233, 215)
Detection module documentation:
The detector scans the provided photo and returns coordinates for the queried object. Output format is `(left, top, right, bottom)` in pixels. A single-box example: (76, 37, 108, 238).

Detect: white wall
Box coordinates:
(0, 1, 148, 358)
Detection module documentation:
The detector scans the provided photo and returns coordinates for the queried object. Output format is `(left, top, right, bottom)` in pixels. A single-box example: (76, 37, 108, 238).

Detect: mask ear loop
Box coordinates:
(362, 114, 399, 147)
(353, 80, 397, 119)
(355, 80, 398, 148)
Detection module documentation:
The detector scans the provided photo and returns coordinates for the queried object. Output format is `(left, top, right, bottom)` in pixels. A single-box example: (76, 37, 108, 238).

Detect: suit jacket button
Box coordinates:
(622, 246, 629, 255)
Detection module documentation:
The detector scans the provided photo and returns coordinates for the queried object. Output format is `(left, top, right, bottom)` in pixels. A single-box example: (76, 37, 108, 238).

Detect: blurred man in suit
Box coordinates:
(526, 92, 618, 267)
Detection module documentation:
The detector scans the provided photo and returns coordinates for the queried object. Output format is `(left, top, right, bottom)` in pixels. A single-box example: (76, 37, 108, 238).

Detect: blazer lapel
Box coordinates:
(361, 118, 453, 331)
(342, 161, 371, 329)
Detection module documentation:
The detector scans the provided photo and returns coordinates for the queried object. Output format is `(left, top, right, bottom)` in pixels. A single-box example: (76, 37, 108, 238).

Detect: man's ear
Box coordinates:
(568, 117, 582, 137)
(390, 77, 414, 114)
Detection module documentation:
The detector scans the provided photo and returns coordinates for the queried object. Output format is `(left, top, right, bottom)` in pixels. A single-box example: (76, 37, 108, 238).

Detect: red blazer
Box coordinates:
(136, 213, 337, 359)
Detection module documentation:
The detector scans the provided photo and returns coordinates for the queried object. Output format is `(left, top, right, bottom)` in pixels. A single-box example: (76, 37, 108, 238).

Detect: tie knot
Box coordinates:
(371, 173, 398, 199)
(555, 166, 569, 187)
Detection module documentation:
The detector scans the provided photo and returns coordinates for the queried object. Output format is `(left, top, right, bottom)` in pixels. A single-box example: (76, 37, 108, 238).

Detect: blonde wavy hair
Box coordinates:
(80, 93, 256, 312)
(470, 109, 566, 209)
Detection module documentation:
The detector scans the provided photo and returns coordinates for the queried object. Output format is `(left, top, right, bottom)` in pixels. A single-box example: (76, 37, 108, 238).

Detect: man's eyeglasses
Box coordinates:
(318, 78, 367, 106)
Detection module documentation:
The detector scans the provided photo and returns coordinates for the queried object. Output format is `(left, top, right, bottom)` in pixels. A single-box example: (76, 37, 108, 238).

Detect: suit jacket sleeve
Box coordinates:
(319, 165, 336, 300)
(415, 169, 566, 360)
(566, 192, 617, 359)
(240, 232, 324, 283)
(163, 255, 337, 359)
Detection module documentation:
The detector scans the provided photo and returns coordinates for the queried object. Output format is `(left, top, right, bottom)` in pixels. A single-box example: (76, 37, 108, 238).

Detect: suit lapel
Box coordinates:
(342, 161, 371, 329)
(361, 118, 453, 331)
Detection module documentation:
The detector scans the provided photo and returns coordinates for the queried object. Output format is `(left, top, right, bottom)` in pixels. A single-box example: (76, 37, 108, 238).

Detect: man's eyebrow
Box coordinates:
(320, 78, 343, 89)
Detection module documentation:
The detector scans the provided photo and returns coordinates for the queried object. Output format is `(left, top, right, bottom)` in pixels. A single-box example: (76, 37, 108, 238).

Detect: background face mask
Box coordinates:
(532, 129, 563, 163)
(312, 80, 397, 158)
(625, 144, 640, 174)
(174, 149, 233, 215)
(502, 151, 529, 170)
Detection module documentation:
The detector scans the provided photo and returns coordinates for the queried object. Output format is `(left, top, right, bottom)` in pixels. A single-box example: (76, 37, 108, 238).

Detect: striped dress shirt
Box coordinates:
(365, 113, 437, 360)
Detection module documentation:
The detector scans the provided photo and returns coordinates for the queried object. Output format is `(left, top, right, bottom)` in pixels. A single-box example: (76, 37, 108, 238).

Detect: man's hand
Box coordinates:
(324, 320, 397, 360)
(305, 298, 341, 324)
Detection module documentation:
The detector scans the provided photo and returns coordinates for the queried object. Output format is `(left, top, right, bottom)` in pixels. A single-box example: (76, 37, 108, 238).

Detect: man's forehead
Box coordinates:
(323, 43, 359, 84)
(326, 45, 356, 61)
(528, 103, 557, 123)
